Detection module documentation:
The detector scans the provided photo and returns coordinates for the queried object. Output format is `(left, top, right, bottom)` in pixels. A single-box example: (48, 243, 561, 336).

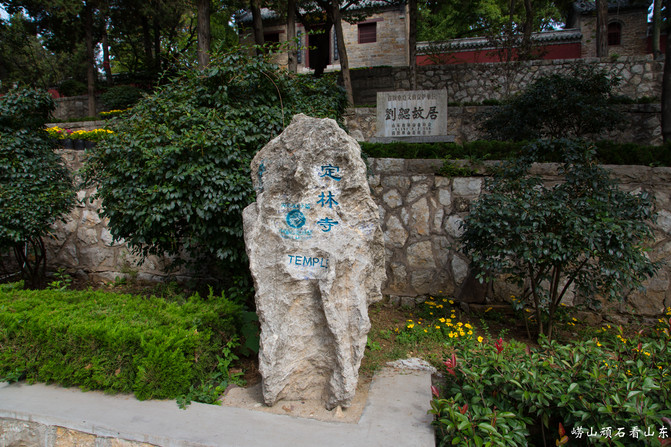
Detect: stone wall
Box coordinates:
(52, 95, 105, 121)
(0, 418, 153, 447)
(575, 10, 648, 59)
(367, 158, 671, 320)
(351, 56, 662, 105)
(341, 8, 409, 69)
(344, 104, 662, 146)
(45, 150, 183, 284)
(41, 150, 671, 321)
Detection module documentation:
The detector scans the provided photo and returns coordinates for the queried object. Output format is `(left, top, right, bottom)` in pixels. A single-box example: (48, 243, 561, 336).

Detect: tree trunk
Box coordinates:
(14, 237, 47, 290)
(141, 15, 153, 69)
(328, 1, 353, 105)
(408, 0, 417, 89)
(287, 0, 297, 72)
(595, 0, 608, 57)
(662, 15, 671, 143)
(153, 17, 161, 72)
(250, 0, 265, 55)
(197, 0, 211, 70)
(653, 0, 662, 60)
(520, 0, 534, 60)
(84, 1, 96, 117)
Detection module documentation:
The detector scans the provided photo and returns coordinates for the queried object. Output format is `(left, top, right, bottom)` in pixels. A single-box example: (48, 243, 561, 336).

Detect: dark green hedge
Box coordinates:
(361, 140, 671, 167)
(0, 284, 241, 400)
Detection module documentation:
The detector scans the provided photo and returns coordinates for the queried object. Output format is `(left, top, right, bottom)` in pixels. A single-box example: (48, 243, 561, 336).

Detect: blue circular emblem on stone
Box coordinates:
(286, 209, 306, 229)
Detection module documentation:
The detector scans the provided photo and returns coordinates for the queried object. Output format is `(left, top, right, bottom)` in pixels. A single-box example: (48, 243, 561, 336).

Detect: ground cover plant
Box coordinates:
(0, 88, 76, 288)
(362, 298, 671, 447)
(429, 311, 671, 446)
(0, 282, 244, 406)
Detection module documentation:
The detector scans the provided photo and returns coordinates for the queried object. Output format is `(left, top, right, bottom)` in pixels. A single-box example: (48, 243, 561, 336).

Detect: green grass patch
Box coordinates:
(0, 282, 243, 403)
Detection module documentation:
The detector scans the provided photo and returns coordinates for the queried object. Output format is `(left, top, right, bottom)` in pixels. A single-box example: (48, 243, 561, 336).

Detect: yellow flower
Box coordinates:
(439, 318, 446, 323)
(435, 326, 440, 330)
(449, 300, 454, 305)
(457, 322, 463, 327)
(436, 304, 443, 309)
(644, 352, 651, 356)
(467, 330, 473, 335)
(485, 307, 492, 312)
(407, 324, 414, 329)
(445, 319, 451, 324)
(424, 329, 428, 333)
(596, 342, 602, 347)
(464, 323, 472, 329)
(477, 336, 484, 343)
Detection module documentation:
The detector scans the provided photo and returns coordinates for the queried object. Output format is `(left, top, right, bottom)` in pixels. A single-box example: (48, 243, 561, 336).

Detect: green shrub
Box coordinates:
(431, 321, 671, 446)
(482, 66, 622, 141)
(57, 79, 87, 97)
(100, 85, 144, 110)
(361, 140, 671, 168)
(84, 48, 347, 278)
(461, 140, 659, 340)
(0, 285, 242, 401)
(0, 89, 76, 288)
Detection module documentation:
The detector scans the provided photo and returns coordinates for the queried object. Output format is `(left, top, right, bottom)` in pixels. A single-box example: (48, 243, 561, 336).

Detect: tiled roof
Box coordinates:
(237, 1, 404, 23)
(572, 0, 652, 13)
(417, 29, 583, 54)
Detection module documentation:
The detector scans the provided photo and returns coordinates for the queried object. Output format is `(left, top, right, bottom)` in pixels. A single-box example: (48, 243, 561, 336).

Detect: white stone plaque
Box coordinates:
(376, 89, 448, 140)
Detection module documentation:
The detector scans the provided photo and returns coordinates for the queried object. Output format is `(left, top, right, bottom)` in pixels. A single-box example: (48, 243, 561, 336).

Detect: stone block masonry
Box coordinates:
(368, 158, 671, 320)
(44, 150, 671, 322)
(351, 56, 662, 106)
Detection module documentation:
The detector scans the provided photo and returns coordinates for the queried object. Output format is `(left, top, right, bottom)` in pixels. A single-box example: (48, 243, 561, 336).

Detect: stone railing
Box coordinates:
(40, 151, 671, 322)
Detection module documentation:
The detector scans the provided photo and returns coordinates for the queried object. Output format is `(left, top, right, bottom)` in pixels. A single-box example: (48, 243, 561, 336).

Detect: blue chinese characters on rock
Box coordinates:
(278, 163, 344, 277)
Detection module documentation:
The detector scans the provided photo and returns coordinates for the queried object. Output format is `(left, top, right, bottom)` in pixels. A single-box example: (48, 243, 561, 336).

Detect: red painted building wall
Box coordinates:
(417, 42, 582, 66)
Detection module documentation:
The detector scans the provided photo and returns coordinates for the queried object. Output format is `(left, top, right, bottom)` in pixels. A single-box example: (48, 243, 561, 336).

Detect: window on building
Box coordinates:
(608, 22, 622, 46)
(264, 32, 280, 43)
(358, 22, 377, 44)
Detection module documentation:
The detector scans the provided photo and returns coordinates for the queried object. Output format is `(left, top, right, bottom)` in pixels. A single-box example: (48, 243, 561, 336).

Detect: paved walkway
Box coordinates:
(0, 368, 434, 447)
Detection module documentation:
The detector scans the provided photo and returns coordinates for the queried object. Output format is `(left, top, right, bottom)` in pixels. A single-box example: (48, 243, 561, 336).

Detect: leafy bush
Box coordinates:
(0, 89, 76, 288)
(361, 140, 527, 160)
(57, 79, 87, 97)
(362, 140, 671, 167)
(431, 320, 671, 446)
(84, 49, 347, 278)
(0, 284, 243, 402)
(461, 140, 659, 339)
(100, 85, 144, 110)
(482, 66, 622, 141)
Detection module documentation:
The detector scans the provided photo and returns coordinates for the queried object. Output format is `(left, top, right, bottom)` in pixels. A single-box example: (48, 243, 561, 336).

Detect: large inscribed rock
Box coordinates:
(243, 114, 386, 410)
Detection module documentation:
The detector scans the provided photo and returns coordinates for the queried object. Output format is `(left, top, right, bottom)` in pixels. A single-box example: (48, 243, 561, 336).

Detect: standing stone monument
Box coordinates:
(374, 89, 451, 143)
(243, 114, 386, 410)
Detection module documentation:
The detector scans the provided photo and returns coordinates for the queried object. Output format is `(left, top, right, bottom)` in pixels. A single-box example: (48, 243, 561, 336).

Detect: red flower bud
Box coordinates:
(431, 385, 440, 398)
